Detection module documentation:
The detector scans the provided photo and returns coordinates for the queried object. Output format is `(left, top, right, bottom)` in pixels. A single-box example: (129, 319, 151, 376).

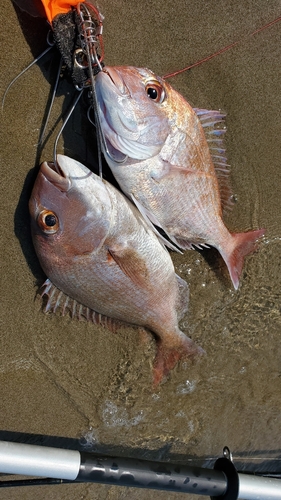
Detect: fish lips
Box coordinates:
(40, 160, 71, 192)
(98, 66, 132, 99)
(39, 155, 95, 191)
(29, 157, 75, 229)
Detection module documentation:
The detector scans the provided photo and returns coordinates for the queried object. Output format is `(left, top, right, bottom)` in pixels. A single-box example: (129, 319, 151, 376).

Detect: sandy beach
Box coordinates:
(1, 1, 281, 498)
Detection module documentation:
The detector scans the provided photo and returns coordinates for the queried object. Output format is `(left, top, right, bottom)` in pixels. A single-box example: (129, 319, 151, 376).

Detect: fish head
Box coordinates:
(95, 66, 177, 162)
(29, 155, 112, 264)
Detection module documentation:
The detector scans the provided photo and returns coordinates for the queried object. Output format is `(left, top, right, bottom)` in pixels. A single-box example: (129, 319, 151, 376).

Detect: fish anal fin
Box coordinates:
(40, 279, 123, 333)
(171, 237, 195, 250)
(153, 333, 205, 387)
(108, 246, 149, 288)
(169, 234, 210, 250)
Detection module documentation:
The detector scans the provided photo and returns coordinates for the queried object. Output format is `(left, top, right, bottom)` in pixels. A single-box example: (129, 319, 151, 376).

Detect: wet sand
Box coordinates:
(1, 0, 281, 498)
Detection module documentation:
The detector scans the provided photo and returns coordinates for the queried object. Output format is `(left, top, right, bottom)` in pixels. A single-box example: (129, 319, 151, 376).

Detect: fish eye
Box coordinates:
(37, 210, 59, 234)
(145, 81, 165, 103)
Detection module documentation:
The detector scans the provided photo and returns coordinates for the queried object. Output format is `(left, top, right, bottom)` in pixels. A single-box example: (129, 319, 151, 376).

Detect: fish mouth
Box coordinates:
(100, 67, 131, 98)
(95, 66, 165, 161)
(40, 159, 71, 192)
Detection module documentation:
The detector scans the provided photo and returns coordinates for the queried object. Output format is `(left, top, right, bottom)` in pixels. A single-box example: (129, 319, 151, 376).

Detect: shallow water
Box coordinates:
(1, 0, 281, 498)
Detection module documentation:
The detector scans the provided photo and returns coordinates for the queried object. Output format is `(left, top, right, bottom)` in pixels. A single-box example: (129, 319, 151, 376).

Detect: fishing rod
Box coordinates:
(0, 441, 280, 499)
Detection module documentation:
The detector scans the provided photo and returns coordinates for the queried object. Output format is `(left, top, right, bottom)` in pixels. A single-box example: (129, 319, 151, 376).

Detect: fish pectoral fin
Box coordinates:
(131, 194, 182, 253)
(153, 163, 213, 180)
(107, 246, 149, 288)
(131, 193, 164, 228)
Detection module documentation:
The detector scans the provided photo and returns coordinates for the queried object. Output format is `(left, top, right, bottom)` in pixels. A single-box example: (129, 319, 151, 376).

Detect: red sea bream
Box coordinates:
(95, 66, 265, 289)
(29, 154, 203, 385)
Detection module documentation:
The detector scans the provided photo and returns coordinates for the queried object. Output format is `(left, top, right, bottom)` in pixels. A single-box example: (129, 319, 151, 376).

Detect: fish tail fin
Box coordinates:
(152, 330, 205, 387)
(222, 228, 265, 290)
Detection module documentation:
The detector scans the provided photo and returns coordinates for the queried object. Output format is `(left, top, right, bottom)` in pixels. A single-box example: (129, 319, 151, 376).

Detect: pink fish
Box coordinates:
(29, 154, 204, 385)
(95, 66, 265, 289)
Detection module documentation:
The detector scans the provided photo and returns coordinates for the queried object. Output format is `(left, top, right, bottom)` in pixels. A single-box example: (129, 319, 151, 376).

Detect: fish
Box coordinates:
(95, 66, 265, 289)
(29, 154, 204, 385)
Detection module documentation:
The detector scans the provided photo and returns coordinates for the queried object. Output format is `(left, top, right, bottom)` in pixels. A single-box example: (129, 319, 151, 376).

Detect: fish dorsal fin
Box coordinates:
(175, 274, 189, 321)
(40, 279, 123, 334)
(194, 108, 234, 212)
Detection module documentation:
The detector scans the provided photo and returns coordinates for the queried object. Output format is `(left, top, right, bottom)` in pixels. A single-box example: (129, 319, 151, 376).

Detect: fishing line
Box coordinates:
(1, 44, 54, 109)
(76, 2, 105, 177)
(39, 56, 63, 145)
(53, 89, 84, 168)
(163, 15, 281, 79)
